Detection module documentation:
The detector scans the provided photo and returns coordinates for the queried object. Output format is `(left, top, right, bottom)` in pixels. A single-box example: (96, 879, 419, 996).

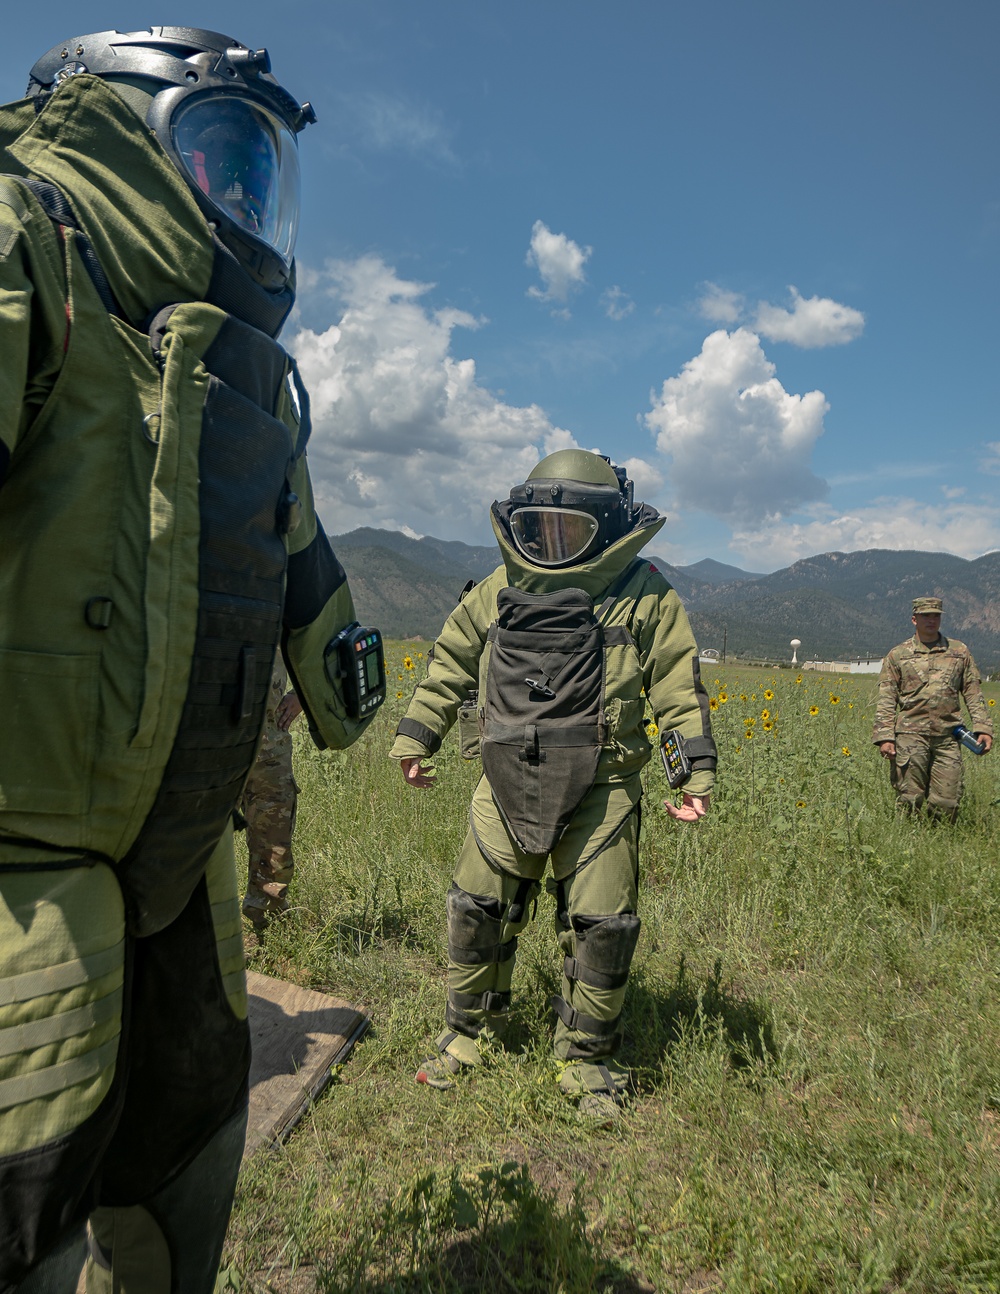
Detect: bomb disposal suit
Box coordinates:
(391, 451, 716, 1108)
(0, 29, 374, 1293)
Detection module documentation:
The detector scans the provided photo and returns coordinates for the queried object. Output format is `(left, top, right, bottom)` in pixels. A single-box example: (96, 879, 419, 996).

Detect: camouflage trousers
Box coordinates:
(240, 667, 297, 923)
(890, 731, 963, 820)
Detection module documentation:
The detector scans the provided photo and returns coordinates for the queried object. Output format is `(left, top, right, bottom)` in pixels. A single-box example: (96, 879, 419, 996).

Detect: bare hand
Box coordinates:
(878, 741, 895, 759)
(664, 793, 710, 822)
(276, 692, 303, 731)
(401, 755, 436, 788)
(976, 733, 993, 754)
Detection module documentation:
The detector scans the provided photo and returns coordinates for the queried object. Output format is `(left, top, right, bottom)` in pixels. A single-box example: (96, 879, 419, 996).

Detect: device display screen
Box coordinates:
(364, 650, 381, 690)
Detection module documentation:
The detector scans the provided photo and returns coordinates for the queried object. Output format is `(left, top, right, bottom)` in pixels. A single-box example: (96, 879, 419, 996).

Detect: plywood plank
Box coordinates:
(244, 971, 369, 1157)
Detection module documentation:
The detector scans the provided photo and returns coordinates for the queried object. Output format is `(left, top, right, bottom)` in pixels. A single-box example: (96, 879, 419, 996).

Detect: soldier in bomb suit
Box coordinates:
(0, 29, 374, 1293)
(392, 450, 716, 1120)
(873, 596, 993, 821)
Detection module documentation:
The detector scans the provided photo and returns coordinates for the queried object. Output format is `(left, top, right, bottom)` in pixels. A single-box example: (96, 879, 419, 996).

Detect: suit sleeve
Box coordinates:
(388, 578, 494, 758)
(636, 576, 716, 797)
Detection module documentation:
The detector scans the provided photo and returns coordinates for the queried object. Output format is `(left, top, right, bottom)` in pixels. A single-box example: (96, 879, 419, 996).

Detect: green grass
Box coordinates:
(222, 651, 1000, 1292)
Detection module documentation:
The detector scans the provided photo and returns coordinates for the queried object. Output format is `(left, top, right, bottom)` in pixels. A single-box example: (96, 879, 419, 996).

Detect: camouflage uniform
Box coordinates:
(241, 654, 298, 926)
(873, 624, 992, 820)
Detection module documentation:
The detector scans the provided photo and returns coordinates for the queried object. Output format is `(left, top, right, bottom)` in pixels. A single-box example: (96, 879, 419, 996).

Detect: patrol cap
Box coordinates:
(912, 596, 943, 614)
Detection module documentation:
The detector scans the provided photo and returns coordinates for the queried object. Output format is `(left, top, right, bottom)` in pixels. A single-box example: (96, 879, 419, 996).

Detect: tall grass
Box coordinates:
(222, 653, 1000, 1292)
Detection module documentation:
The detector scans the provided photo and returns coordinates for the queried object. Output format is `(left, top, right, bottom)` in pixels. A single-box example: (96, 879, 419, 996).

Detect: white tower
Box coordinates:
(790, 638, 801, 666)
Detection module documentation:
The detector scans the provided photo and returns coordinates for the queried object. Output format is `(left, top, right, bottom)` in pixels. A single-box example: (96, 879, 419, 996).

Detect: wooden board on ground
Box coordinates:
(244, 971, 369, 1158)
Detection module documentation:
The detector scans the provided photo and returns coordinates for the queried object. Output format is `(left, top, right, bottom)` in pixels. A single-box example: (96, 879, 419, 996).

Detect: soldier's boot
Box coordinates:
(551, 910, 641, 1122)
(415, 880, 537, 1088)
(242, 858, 294, 931)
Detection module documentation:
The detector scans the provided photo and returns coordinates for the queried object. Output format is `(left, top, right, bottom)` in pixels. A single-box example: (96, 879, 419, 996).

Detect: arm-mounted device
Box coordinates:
(325, 623, 386, 719)
(660, 730, 718, 789)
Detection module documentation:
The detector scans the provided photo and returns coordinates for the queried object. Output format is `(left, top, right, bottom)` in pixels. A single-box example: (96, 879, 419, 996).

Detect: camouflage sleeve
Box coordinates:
(961, 649, 993, 737)
(872, 650, 901, 744)
(637, 575, 716, 798)
(389, 575, 497, 758)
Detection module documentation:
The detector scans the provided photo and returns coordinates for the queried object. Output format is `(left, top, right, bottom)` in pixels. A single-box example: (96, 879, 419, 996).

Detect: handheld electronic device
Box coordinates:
(660, 728, 692, 789)
(325, 623, 386, 719)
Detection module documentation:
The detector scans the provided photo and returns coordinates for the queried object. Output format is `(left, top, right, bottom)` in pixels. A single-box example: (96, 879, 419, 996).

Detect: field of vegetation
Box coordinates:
(222, 647, 1000, 1293)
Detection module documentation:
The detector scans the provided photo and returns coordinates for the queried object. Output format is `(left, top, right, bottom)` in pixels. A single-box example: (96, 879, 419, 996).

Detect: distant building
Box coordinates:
(804, 658, 883, 674)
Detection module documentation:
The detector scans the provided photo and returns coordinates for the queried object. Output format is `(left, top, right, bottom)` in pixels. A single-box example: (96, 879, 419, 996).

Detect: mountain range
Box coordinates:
(331, 528, 1000, 672)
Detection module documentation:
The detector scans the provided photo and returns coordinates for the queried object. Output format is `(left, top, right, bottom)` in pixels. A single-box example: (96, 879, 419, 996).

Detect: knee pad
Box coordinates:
(564, 913, 641, 991)
(551, 913, 640, 1060)
(446, 884, 517, 968)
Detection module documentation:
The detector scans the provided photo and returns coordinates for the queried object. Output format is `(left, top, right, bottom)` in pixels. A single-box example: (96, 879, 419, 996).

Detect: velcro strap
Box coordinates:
(563, 955, 628, 991)
(602, 626, 634, 647)
(449, 989, 511, 1013)
(550, 994, 621, 1037)
(447, 936, 517, 966)
(395, 717, 442, 754)
(683, 736, 717, 761)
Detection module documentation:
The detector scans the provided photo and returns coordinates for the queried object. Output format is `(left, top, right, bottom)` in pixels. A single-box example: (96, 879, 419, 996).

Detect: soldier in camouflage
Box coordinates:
(873, 596, 993, 821)
(241, 653, 303, 930)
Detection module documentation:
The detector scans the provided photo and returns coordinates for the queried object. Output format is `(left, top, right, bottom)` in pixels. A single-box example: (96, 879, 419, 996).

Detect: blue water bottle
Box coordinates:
(953, 725, 985, 755)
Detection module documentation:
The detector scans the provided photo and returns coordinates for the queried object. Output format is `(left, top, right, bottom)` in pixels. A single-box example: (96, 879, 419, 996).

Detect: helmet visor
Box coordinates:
(510, 508, 600, 567)
(172, 94, 300, 264)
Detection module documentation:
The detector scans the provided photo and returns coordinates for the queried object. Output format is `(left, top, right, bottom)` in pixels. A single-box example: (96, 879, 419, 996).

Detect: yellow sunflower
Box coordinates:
(809, 705, 819, 716)
(403, 656, 414, 671)
(990, 699, 996, 708)
(764, 689, 774, 700)
(744, 730, 754, 740)
(709, 698, 719, 711)
(761, 708, 770, 720)
(763, 720, 774, 732)
(842, 746, 851, 756)
(719, 692, 728, 703)
(796, 799, 807, 808)
(829, 694, 840, 704)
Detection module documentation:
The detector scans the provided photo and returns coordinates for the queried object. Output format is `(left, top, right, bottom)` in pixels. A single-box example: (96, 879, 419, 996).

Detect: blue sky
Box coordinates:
(5, 2, 998, 569)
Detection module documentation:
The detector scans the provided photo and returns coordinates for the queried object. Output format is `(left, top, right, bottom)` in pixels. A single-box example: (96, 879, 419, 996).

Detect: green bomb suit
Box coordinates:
(0, 76, 367, 1291)
(391, 500, 716, 1073)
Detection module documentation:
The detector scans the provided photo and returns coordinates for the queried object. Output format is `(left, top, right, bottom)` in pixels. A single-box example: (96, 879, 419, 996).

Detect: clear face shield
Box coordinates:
(172, 94, 301, 265)
(510, 507, 601, 567)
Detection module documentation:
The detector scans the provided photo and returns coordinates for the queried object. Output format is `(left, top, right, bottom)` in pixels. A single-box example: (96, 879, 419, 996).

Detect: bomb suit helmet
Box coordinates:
(508, 449, 638, 567)
(26, 27, 316, 290)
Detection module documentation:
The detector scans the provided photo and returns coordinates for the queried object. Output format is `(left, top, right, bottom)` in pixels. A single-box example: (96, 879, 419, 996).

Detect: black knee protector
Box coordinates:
(446, 884, 518, 968)
(564, 913, 641, 991)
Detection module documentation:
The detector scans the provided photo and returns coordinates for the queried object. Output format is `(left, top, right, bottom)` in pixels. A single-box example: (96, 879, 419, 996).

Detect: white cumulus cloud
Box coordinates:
(526, 220, 591, 304)
(645, 328, 829, 525)
(754, 286, 865, 348)
(290, 256, 655, 540)
(729, 499, 1000, 568)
